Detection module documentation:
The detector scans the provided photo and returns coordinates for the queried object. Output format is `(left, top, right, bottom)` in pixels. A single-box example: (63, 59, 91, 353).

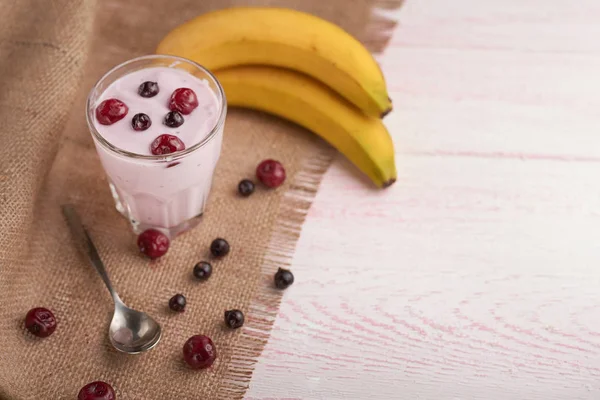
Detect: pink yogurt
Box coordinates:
(88, 57, 226, 237)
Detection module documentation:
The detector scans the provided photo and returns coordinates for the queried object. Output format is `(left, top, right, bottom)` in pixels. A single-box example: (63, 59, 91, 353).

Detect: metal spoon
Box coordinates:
(62, 204, 161, 354)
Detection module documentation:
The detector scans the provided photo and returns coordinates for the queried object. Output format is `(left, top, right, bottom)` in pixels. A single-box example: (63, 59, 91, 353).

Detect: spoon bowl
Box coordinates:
(109, 301, 162, 354)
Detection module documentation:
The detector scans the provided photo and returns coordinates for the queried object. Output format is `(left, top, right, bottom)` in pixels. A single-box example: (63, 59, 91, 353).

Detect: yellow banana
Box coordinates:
(215, 66, 396, 188)
(157, 7, 392, 118)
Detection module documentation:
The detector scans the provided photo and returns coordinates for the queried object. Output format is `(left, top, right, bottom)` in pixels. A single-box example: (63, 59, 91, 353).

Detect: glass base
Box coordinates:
(130, 213, 203, 238)
(109, 182, 204, 238)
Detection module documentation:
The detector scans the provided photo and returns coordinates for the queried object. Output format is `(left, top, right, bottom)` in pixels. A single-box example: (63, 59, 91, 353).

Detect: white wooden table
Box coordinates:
(246, 0, 600, 398)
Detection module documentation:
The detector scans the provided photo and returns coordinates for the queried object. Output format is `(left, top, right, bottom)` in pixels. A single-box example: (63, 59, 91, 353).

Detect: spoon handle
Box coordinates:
(61, 204, 119, 300)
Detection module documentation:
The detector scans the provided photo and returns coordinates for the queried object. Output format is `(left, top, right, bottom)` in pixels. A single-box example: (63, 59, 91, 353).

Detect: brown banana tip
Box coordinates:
(382, 178, 396, 188)
(381, 107, 393, 119)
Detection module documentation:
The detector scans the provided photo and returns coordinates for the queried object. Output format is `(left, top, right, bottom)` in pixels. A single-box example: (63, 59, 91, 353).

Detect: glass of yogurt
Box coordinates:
(86, 55, 227, 237)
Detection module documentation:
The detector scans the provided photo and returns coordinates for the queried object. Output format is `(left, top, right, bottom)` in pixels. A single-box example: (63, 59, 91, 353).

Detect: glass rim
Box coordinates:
(85, 54, 227, 161)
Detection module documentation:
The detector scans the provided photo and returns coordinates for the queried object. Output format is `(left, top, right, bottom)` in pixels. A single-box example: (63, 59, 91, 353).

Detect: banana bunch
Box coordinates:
(157, 7, 396, 188)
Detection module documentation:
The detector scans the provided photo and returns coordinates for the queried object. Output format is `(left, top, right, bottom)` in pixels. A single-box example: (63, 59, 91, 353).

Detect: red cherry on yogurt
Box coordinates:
(150, 134, 185, 155)
(95, 98, 128, 125)
(169, 88, 198, 115)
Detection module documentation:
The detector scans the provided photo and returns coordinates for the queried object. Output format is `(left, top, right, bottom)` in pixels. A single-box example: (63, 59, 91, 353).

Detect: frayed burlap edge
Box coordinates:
(216, 146, 334, 398)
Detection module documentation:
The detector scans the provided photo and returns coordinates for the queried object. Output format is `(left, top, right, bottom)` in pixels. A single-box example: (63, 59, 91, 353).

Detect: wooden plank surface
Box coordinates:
(246, 0, 600, 398)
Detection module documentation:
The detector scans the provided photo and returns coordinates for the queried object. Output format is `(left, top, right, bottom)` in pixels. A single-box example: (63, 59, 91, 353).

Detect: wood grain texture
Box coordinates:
(246, 0, 600, 398)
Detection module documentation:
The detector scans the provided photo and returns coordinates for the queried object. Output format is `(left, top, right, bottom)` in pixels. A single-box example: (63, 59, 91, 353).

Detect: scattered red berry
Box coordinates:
(150, 134, 185, 155)
(77, 381, 116, 400)
(137, 229, 169, 259)
(95, 98, 128, 125)
(169, 88, 198, 115)
(183, 335, 217, 369)
(25, 307, 57, 338)
(256, 159, 286, 188)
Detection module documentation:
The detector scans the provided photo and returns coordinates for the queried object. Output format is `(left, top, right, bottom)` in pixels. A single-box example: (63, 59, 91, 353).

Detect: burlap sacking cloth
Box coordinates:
(0, 0, 402, 398)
